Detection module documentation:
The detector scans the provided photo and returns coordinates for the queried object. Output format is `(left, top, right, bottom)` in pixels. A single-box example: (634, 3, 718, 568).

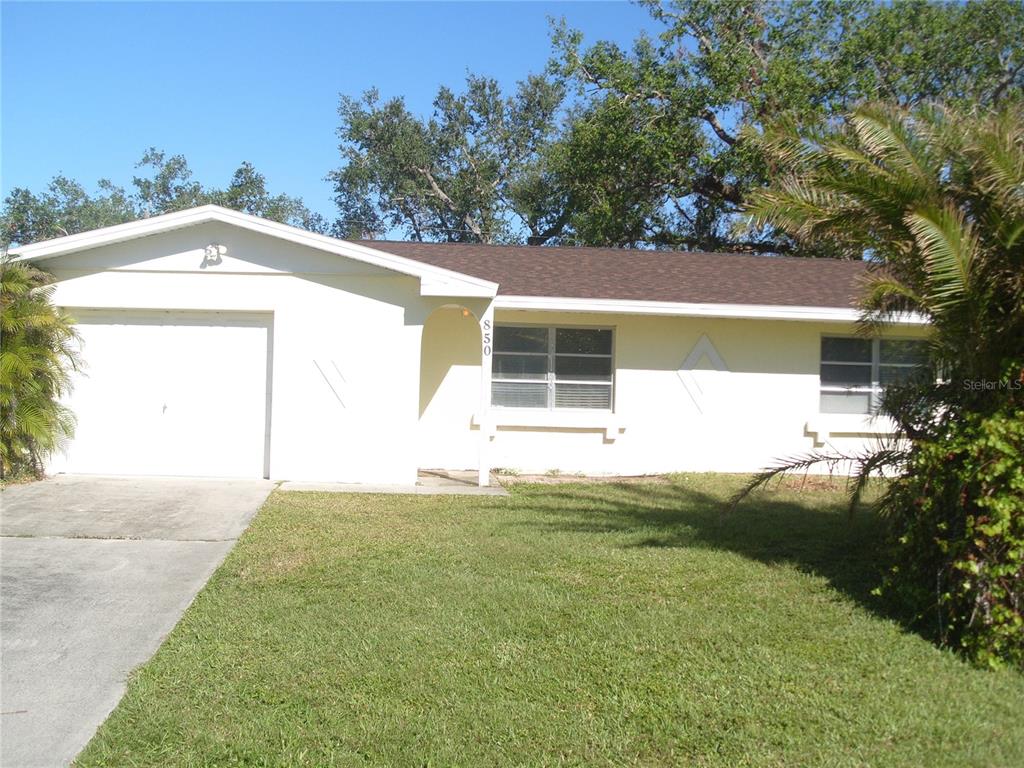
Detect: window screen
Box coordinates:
(820, 337, 928, 414)
(492, 326, 613, 410)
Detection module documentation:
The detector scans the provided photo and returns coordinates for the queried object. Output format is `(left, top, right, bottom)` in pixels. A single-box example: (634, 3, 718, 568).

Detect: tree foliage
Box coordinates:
(330, 75, 566, 243)
(0, 257, 80, 478)
(551, 0, 1024, 250)
(332, 0, 1024, 249)
(738, 102, 1024, 667)
(1, 150, 326, 247)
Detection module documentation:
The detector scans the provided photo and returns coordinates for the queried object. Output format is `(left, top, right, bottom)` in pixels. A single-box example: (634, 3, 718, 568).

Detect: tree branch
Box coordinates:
(685, 23, 713, 57)
(416, 166, 485, 240)
(991, 58, 1024, 103)
(670, 197, 695, 226)
(702, 110, 737, 146)
(396, 199, 424, 242)
(526, 208, 572, 246)
(692, 172, 743, 205)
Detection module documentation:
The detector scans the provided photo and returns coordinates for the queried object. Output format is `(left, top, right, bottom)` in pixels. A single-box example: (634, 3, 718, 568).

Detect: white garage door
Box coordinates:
(52, 310, 271, 479)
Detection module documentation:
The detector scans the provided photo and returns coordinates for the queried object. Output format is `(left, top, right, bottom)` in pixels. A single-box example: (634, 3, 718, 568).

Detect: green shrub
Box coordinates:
(881, 404, 1024, 668)
(0, 257, 80, 478)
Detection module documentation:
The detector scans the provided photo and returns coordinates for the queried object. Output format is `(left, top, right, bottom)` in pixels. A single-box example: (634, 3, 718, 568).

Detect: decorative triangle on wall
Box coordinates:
(313, 359, 349, 409)
(676, 334, 729, 415)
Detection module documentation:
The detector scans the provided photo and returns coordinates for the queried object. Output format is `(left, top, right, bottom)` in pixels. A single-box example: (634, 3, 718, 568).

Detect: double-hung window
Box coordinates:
(491, 325, 613, 410)
(820, 337, 929, 414)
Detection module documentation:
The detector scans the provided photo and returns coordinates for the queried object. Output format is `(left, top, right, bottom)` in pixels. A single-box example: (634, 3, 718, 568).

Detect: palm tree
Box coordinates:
(0, 255, 80, 479)
(747, 102, 1021, 405)
(733, 101, 1024, 496)
(735, 102, 1024, 666)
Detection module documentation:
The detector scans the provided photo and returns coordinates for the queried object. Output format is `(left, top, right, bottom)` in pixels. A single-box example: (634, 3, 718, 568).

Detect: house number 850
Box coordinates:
(482, 318, 492, 356)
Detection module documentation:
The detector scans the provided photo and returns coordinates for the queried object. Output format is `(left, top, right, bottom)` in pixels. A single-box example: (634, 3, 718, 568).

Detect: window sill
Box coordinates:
(805, 414, 897, 445)
(475, 409, 623, 441)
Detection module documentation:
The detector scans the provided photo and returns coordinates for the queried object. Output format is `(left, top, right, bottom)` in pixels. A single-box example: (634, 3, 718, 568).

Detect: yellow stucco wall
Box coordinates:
(418, 307, 481, 469)
(418, 309, 929, 475)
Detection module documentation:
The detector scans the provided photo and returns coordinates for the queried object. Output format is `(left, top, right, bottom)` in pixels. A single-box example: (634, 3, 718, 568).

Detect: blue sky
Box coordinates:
(2, 1, 660, 221)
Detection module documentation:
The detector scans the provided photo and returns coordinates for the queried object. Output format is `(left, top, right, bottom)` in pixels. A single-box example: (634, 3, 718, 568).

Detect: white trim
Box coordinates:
(474, 410, 622, 442)
(9, 205, 499, 299)
(494, 295, 928, 325)
(805, 415, 897, 445)
(478, 303, 495, 486)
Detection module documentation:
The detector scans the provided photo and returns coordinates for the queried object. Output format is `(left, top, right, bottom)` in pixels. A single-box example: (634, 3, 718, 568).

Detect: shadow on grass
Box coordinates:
(511, 479, 895, 621)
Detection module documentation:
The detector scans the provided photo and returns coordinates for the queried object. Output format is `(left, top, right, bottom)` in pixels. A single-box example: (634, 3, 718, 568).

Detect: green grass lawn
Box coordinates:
(77, 475, 1024, 767)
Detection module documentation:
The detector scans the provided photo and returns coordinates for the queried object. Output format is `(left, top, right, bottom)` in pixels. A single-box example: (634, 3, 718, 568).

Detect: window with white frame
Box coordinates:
(491, 325, 613, 410)
(820, 337, 929, 414)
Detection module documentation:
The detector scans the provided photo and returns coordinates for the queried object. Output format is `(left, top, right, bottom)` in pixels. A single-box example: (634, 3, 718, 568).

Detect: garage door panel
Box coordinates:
(51, 311, 271, 478)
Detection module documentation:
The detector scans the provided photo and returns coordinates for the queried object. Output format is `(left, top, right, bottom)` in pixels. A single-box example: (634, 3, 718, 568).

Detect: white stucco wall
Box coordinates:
(45, 222, 446, 484)
(418, 310, 929, 476)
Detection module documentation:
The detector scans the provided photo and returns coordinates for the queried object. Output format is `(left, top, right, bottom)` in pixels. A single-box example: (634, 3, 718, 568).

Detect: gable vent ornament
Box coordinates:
(201, 243, 226, 268)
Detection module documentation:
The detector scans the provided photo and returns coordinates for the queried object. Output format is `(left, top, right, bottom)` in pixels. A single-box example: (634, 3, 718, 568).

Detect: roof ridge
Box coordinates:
(356, 239, 867, 265)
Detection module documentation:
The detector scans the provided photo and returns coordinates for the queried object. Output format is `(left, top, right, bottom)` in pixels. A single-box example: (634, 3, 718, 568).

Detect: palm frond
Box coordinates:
(905, 204, 978, 314)
(846, 446, 907, 516)
(858, 274, 927, 331)
(0, 255, 80, 476)
(848, 104, 939, 186)
(969, 108, 1024, 206)
(729, 449, 879, 513)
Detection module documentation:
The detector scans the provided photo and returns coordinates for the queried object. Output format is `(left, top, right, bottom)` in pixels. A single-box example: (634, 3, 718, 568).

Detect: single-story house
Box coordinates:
(11, 205, 928, 486)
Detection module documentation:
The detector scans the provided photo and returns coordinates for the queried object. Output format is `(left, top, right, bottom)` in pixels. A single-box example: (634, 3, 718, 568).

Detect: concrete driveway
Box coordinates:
(0, 475, 273, 768)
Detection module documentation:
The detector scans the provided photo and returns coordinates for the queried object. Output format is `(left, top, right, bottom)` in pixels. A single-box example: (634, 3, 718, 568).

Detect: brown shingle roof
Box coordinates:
(358, 240, 869, 308)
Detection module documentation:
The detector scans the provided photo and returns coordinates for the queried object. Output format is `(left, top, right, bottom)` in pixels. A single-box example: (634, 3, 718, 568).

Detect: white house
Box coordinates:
(11, 205, 929, 486)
